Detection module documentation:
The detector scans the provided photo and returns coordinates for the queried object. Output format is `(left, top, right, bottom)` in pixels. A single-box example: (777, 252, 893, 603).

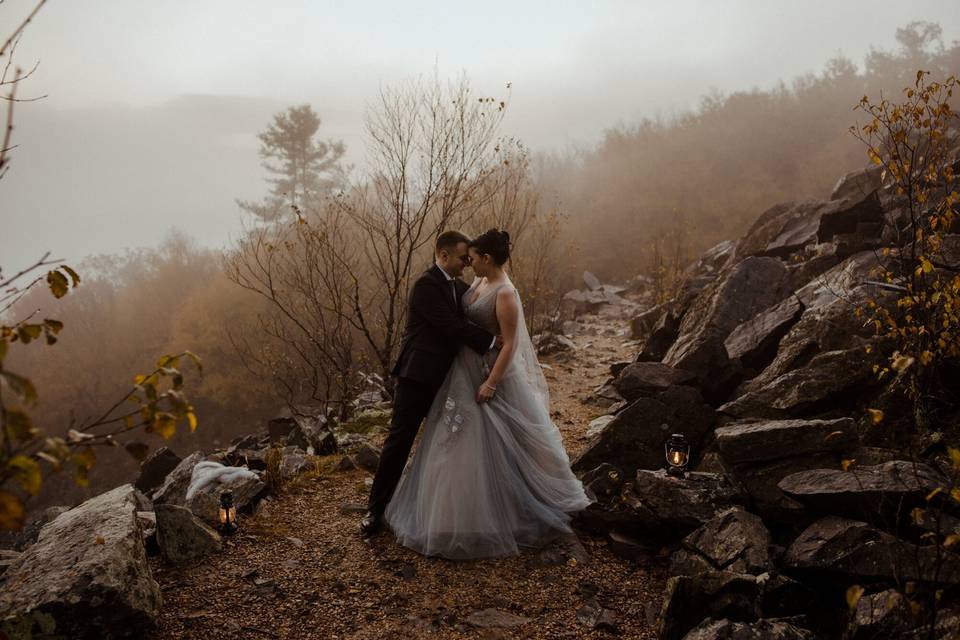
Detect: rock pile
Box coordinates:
(574, 157, 960, 638)
(0, 404, 362, 638)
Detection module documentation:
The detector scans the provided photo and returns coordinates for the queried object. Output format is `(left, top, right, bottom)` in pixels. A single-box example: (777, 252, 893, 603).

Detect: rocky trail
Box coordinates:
(148, 292, 667, 640)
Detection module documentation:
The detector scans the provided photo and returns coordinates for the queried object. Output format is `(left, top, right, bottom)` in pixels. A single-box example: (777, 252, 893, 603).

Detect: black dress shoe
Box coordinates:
(360, 511, 384, 537)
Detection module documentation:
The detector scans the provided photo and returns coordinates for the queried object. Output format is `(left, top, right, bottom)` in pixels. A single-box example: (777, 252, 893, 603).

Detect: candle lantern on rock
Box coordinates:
(664, 433, 690, 477)
(218, 490, 239, 534)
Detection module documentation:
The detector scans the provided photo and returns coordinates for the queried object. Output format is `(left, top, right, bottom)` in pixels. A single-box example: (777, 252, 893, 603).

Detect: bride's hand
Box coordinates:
(476, 380, 497, 404)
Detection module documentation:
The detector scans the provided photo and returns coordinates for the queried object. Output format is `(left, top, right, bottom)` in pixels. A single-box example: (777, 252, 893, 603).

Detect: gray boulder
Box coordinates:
(0, 485, 162, 638)
(154, 504, 222, 565)
(735, 200, 825, 260)
(637, 304, 684, 362)
(612, 362, 697, 401)
(583, 270, 602, 291)
(686, 240, 738, 279)
(134, 446, 182, 495)
(658, 572, 762, 640)
(151, 450, 205, 506)
(674, 507, 772, 576)
(280, 446, 315, 479)
(830, 165, 884, 201)
(715, 418, 858, 465)
(631, 303, 668, 341)
(783, 516, 960, 583)
(664, 257, 789, 401)
(848, 589, 912, 640)
(743, 252, 884, 392)
(816, 189, 884, 246)
(777, 461, 944, 523)
(721, 452, 838, 525)
(572, 385, 714, 474)
(13, 505, 70, 552)
(683, 618, 816, 640)
(623, 469, 739, 537)
(719, 348, 873, 420)
(724, 296, 803, 372)
(354, 441, 382, 472)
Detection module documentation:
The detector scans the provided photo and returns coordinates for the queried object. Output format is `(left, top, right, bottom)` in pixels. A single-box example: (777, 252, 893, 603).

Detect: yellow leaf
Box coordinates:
(841, 459, 856, 471)
(945, 534, 960, 548)
(187, 411, 198, 433)
(867, 409, 884, 425)
(0, 490, 25, 530)
(94, 535, 105, 545)
(153, 413, 177, 440)
(948, 447, 960, 470)
(847, 585, 864, 609)
(8, 455, 42, 496)
(925, 487, 943, 502)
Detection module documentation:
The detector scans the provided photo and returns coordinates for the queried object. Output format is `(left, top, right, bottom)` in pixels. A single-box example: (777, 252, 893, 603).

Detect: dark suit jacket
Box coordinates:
(391, 265, 494, 387)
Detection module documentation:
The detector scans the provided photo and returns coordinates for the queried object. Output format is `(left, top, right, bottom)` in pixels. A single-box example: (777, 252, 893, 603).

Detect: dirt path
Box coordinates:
(149, 296, 666, 639)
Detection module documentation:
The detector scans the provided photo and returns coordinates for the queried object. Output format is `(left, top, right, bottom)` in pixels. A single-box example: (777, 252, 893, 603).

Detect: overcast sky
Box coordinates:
(2, 0, 959, 269)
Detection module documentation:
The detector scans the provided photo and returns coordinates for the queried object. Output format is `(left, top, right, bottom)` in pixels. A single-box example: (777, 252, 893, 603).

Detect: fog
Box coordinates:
(3, 0, 959, 267)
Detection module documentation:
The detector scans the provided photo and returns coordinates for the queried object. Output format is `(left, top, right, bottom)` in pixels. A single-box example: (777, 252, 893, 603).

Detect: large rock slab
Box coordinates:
(719, 349, 873, 420)
(612, 362, 697, 401)
(783, 516, 960, 583)
(744, 252, 884, 392)
(13, 505, 70, 552)
(715, 418, 858, 465)
(0, 485, 162, 638)
(816, 190, 884, 246)
(637, 304, 684, 362)
(847, 589, 912, 640)
(683, 618, 816, 640)
(830, 165, 884, 201)
(268, 415, 338, 455)
(572, 385, 715, 474)
(155, 504, 222, 565)
(777, 461, 944, 523)
(151, 450, 205, 506)
(724, 296, 803, 372)
(722, 453, 839, 526)
(623, 469, 739, 537)
(735, 200, 825, 259)
(664, 257, 789, 401)
(674, 507, 772, 575)
(657, 572, 762, 640)
(134, 446, 182, 495)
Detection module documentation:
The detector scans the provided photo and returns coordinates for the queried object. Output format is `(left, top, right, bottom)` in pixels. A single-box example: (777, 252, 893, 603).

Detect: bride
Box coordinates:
(385, 228, 592, 559)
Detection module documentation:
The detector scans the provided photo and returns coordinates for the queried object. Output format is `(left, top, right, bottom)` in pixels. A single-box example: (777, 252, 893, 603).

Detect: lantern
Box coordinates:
(218, 490, 239, 534)
(664, 433, 690, 477)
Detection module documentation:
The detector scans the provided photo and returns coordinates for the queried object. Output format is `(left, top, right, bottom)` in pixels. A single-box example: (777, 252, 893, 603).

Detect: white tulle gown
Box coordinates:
(385, 277, 592, 559)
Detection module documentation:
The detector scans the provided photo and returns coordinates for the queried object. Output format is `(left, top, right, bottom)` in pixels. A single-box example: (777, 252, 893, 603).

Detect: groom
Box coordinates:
(360, 231, 496, 537)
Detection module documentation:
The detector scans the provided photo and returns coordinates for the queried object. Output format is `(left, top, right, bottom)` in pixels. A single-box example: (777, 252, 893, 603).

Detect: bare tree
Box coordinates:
(332, 72, 510, 378)
(224, 206, 360, 418)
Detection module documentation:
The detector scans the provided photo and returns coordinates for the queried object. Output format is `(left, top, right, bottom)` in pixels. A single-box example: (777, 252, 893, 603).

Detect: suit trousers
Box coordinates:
(367, 376, 440, 517)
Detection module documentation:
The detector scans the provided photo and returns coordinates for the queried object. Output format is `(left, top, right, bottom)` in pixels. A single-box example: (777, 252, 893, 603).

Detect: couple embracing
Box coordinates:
(360, 228, 592, 560)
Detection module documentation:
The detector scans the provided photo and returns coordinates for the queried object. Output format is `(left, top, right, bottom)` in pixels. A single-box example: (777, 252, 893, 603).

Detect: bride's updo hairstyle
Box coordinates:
(469, 228, 512, 266)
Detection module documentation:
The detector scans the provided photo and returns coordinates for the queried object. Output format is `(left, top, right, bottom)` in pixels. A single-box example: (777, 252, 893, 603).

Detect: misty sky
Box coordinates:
(3, 0, 959, 269)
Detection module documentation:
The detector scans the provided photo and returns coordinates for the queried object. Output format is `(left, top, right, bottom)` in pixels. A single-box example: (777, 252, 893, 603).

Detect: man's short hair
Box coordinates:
(436, 230, 470, 254)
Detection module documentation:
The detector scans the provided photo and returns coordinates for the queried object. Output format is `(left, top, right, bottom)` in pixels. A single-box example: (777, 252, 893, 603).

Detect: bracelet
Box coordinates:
(482, 382, 497, 393)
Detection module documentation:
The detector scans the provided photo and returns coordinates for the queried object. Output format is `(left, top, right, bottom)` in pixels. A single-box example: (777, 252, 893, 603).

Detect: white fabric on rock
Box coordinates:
(385, 276, 592, 559)
(186, 461, 258, 501)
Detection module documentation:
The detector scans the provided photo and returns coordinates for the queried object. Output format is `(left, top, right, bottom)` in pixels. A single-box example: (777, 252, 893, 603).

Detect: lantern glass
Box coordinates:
(218, 491, 239, 534)
(664, 434, 691, 477)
